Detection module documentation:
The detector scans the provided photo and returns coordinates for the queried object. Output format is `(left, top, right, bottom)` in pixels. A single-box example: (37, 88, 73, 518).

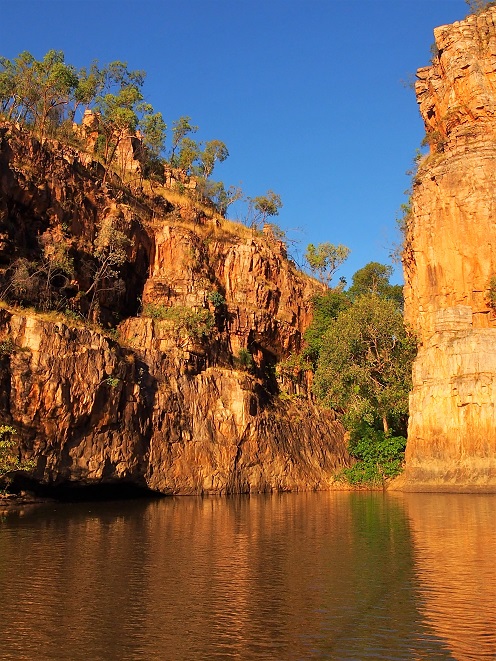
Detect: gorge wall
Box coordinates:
(400, 7, 496, 491)
(0, 122, 349, 495)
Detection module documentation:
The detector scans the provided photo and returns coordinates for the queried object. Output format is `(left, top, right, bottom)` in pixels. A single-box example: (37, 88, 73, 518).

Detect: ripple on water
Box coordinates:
(0, 493, 494, 660)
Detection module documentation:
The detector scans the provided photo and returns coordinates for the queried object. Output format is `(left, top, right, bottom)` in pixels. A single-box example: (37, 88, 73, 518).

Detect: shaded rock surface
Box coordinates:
(400, 7, 496, 491)
(0, 123, 348, 495)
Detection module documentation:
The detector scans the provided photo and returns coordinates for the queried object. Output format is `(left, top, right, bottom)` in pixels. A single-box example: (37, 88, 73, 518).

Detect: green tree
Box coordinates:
(251, 190, 282, 223)
(313, 293, 415, 436)
(71, 60, 106, 121)
(138, 111, 167, 184)
(31, 50, 79, 139)
(0, 51, 78, 138)
(94, 84, 143, 171)
(0, 425, 35, 482)
(304, 289, 350, 366)
(170, 115, 198, 166)
(210, 183, 244, 215)
(176, 136, 200, 174)
(348, 261, 403, 307)
(140, 111, 167, 158)
(305, 242, 350, 287)
(0, 56, 17, 115)
(89, 61, 158, 178)
(85, 213, 129, 319)
(199, 139, 229, 179)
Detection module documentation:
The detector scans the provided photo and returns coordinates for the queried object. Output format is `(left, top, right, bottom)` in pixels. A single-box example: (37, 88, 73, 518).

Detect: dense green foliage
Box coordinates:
(340, 426, 407, 485)
(207, 291, 226, 308)
(298, 261, 416, 486)
(347, 261, 403, 307)
(314, 293, 415, 437)
(237, 348, 254, 371)
(303, 289, 350, 366)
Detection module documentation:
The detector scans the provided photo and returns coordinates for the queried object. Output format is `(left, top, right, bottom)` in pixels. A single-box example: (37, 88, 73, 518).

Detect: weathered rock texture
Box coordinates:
(400, 7, 496, 491)
(0, 122, 348, 494)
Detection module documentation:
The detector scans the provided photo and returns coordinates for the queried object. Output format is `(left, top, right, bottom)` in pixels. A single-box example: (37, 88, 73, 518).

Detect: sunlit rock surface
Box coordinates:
(0, 122, 348, 494)
(400, 7, 496, 491)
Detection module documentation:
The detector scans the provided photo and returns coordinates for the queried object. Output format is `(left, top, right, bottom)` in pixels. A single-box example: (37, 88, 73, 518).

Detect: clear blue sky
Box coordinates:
(1, 0, 469, 285)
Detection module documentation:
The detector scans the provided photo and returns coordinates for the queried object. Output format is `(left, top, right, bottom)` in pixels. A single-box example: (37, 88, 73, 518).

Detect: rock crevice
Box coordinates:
(0, 123, 349, 495)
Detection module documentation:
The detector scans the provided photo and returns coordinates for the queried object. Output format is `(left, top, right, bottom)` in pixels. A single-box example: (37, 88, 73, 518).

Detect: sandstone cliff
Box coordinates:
(0, 122, 349, 495)
(400, 7, 496, 491)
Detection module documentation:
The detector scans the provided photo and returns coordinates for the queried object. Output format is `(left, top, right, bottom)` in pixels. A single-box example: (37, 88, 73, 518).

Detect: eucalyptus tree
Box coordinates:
(0, 56, 16, 115)
(170, 115, 199, 167)
(199, 139, 229, 179)
(32, 50, 79, 138)
(244, 190, 282, 229)
(305, 242, 350, 287)
(0, 50, 78, 138)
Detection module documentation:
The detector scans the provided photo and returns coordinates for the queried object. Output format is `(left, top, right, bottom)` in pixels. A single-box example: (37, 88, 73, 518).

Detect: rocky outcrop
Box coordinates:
(0, 122, 349, 494)
(400, 7, 496, 490)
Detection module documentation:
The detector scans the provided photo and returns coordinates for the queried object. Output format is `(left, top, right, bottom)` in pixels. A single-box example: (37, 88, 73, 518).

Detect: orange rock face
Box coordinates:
(0, 122, 348, 495)
(400, 8, 496, 490)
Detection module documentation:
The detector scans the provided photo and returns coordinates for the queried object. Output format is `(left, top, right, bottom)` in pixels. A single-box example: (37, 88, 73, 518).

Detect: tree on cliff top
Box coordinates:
(0, 50, 78, 140)
(0, 50, 233, 213)
(199, 139, 229, 179)
(170, 115, 198, 166)
(305, 242, 350, 287)
(465, 0, 496, 15)
(243, 190, 283, 229)
(91, 61, 168, 178)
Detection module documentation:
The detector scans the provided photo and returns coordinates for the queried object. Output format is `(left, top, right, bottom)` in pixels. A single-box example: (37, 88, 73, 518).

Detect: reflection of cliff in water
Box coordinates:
(1, 492, 474, 660)
(402, 493, 496, 660)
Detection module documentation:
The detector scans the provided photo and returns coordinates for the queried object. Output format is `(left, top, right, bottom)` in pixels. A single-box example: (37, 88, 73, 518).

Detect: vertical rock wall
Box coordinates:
(0, 122, 349, 495)
(400, 8, 496, 490)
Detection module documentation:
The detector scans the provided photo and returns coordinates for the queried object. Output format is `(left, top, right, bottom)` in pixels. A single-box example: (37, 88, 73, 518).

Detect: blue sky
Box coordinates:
(1, 0, 470, 285)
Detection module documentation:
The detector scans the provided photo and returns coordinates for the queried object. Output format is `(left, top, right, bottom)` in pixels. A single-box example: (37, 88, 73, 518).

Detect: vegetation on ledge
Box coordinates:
(0, 49, 416, 491)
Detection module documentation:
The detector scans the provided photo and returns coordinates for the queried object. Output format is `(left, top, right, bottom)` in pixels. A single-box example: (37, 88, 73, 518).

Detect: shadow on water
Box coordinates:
(0, 491, 494, 660)
(6, 474, 165, 503)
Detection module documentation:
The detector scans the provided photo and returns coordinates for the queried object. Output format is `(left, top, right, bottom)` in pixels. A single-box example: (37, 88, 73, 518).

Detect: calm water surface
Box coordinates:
(0, 491, 495, 660)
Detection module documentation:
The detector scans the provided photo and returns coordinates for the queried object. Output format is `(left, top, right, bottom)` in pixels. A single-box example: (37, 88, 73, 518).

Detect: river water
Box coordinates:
(0, 491, 495, 661)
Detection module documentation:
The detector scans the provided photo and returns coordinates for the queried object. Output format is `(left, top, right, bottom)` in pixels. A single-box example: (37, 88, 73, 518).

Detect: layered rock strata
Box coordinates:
(400, 7, 496, 490)
(0, 122, 348, 494)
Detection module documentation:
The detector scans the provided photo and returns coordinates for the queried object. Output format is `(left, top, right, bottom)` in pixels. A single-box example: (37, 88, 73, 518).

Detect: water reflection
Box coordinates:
(402, 493, 496, 661)
(0, 492, 494, 660)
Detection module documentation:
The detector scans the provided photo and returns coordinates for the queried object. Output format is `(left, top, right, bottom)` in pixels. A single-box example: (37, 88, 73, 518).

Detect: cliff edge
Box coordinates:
(399, 7, 496, 491)
(0, 122, 349, 495)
